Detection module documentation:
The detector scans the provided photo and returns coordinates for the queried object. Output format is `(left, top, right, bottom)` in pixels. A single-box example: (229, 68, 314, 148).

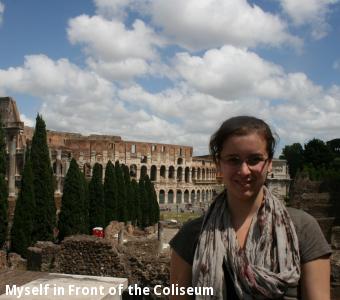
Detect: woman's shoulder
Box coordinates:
(169, 216, 204, 265)
(286, 206, 317, 228)
(286, 206, 332, 263)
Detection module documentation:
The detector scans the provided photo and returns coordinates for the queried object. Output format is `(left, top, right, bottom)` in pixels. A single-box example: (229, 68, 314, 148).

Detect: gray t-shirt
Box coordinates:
(170, 207, 332, 300)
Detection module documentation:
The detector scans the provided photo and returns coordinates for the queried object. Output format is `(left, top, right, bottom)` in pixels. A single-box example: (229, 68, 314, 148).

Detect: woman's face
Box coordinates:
(218, 132, 272, 201)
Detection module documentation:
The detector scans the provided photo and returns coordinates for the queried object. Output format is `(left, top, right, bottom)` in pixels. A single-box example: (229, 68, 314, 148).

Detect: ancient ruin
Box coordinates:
(0, 96, 290, 216)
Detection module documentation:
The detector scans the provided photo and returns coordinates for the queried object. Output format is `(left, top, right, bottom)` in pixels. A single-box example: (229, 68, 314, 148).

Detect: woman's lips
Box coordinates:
(234, 179, 252, 188)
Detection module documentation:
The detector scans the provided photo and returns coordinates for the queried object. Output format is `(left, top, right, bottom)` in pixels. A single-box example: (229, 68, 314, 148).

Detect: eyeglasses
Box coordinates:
(219, 155, 269, 170)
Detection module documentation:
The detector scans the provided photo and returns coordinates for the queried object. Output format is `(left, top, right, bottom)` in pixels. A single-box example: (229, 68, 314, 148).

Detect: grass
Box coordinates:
(160, 211, 202, 223)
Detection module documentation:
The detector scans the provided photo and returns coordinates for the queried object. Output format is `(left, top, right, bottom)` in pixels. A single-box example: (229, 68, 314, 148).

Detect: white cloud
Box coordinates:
(94, 0, 130, 20)
(94, 0, 150, 20)
(67, 15, 165, 80)
(20, 114, 34, 127)
(280, 0, 338, 39)
(0, 55, 184, 146)
(333, 60, 340, 70)
(174, 46, 322, 103)
(0, 1, 5, 25)
(1, 53, 340, 155)
(1, 2, 340, 156)
(148, 0, 301, 50)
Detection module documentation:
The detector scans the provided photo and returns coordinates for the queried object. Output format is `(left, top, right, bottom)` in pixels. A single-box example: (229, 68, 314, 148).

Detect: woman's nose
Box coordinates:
(238, 161, 251, 175)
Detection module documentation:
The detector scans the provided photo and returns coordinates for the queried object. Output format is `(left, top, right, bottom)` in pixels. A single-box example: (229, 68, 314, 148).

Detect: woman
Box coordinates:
(170, 116, 331, 300)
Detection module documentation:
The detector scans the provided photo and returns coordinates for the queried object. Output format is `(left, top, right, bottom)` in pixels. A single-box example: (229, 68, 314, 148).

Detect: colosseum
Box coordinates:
(0, 97, 290, 214)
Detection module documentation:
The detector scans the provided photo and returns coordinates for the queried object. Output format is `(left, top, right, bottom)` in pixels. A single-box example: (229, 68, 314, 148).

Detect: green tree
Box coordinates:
(115, 161, 127, 222)
(58, 159, 86, 241)
(122, 164, 133, 222)
(130, 179, 139, 226)
(0, 117, 8, 248)
(80, 172, 89, 234)
(30, 114, 56, 242)
(280, 143, 304, 178)
(144, 175, 160, 226)
(304, 138, 334, 168)
(89, 163, 105, 229)
(138, 175, 148, 228)
(11, 148, 35, 257)
(104, 160, 117, 225)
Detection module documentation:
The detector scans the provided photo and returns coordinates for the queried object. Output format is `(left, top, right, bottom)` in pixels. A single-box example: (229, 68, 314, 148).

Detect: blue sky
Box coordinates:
(0, 0, 340, 155)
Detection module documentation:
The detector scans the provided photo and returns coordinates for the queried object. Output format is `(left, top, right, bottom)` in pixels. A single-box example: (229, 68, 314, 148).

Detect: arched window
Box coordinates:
(151, 165, 157, 181)
(184, 190, 189, 203)
(159, 190, 165, 204)
(185, 167, 190, 183)
(191, 190, 195, 203)
(160, 165, 166, 179)
(168, 190, 174, 204)
(176, 190, 182, 204)
(140, 165, 147, 179)
(130, 164, 137, 178)
(168, 166, 175, 179)
(177, 167, 183, 182)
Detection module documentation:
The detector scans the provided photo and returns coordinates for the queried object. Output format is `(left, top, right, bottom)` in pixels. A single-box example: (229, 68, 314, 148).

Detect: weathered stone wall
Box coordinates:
(0, 250, 27, 271)
(27, 241, 61, 272)
(26, 235, 170, 290)
(289, 175, 340, 299)
(0, 250, 7, 270)
(331, 227, 340, 299)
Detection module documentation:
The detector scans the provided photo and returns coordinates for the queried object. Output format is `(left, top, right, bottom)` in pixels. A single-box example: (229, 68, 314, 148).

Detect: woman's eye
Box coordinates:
(248, 157, 263, 165)
(228, 157, 241, 165)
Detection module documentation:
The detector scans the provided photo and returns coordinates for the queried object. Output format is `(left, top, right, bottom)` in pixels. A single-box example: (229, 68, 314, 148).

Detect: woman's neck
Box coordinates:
(227, 187, 264, 229)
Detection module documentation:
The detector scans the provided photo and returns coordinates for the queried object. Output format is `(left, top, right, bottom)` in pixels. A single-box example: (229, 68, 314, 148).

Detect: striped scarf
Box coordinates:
(192, 186, 300, 299)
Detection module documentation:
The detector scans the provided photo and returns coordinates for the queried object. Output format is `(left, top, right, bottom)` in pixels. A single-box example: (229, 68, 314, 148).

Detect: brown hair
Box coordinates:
(209, 116, 277, 163)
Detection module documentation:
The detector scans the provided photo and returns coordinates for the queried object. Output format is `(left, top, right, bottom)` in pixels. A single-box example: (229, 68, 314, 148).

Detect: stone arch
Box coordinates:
(160, 165, 166, 179)
(168, 190, 174, 204)
(206, 189, 209, 202)
(176, 190, 182, 204)
(191, 190, 195, 203)
(150, 165, 157, 181)
(202, 190, 206, 202)
(140, 165, 148, 179)
(83, 162, 91, 177)
(184, 190, 189, 203)
(185, 167, 190, 183)
(197, 168, 201, 180)
(202, 168, 206, 180)
(130, 164, 137, 178)
(191, 167, 196, 180)
(197, 190, 201, 202)
(53, 160, 63, 175)
(177, 166, 183, 182)
(168, 166, 175, 179)
(159, 190, 165, 204)
(177, 157, 183, 165)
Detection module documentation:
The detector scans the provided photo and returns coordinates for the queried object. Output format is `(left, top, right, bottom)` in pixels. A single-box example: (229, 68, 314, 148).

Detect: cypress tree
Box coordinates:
(11, 148, 35, 257)
(81, 171, 90, 233)
(122, 164, 133, 221)
(144, 175, 159, 226)
(130, 179, 139, 226)
(31, 114, 56, 242)
(58, 159, 85, 241)
(0, 117, 8, 248)
(150, 180, 160, 225)
(138, 175, 148, 228)
(104, 160, 117, 225)
(115, 161, 127, 222)
(89, 163, 105, 229)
